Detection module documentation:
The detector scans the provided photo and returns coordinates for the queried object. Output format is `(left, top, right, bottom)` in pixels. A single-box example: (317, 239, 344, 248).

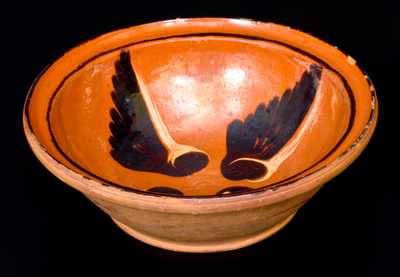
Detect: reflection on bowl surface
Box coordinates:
(26, 19, 375, 197)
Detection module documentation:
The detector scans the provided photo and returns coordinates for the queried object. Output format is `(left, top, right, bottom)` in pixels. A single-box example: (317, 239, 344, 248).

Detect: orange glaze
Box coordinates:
(27, 19, 373, 196)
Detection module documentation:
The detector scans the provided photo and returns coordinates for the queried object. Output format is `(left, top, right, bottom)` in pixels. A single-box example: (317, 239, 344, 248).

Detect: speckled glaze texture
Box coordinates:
(23, 18, 377, 252)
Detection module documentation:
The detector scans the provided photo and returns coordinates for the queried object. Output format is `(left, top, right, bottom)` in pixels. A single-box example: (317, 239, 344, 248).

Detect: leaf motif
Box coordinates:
(221, 64, 323, 180)
(109, 50, 208, 176)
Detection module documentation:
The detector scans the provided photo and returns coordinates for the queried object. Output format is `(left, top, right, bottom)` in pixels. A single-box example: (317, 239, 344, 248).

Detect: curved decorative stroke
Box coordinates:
(109, 50, 209, 176)
(221, 64, 323, 182)
(147, 186, 184, 196)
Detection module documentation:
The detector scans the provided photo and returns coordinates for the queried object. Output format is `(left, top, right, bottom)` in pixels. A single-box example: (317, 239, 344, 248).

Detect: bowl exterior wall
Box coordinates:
(86, 186, 321, 252)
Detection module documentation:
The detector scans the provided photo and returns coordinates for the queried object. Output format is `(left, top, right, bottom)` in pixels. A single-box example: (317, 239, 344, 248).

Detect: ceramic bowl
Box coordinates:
(23, 18, 377, 252)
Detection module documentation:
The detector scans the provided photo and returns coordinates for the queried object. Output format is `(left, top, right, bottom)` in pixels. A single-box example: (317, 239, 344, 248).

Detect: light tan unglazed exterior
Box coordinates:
(23, 18, 377, 252)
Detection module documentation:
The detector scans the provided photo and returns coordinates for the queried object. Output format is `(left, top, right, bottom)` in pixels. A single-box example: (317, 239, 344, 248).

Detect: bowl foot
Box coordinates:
(111, 212, 296, 253)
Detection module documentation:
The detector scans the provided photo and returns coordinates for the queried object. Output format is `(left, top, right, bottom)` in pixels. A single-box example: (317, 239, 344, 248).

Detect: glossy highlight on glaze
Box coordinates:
(40, 34, 355, 196)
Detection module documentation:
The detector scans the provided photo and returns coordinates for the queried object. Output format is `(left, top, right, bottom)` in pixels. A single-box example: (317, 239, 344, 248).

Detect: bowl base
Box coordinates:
(111, 212, 296, 253)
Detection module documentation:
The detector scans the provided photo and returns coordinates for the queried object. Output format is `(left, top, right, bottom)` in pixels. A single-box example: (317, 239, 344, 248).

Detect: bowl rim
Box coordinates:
(23, 17, 378, 210)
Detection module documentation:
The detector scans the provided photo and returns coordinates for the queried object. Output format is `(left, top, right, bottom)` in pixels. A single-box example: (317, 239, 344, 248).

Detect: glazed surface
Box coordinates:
(45, 36, 349, 195)
(26, 20, 373, 196)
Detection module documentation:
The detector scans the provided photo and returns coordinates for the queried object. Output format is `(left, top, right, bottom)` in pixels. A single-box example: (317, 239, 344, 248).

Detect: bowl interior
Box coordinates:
(26, 19, 374, 196)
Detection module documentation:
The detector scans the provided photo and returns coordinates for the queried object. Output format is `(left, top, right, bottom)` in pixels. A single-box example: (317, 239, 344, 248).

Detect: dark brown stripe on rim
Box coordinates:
(147, 187, 184, 196)
(24, 30, 376, 198)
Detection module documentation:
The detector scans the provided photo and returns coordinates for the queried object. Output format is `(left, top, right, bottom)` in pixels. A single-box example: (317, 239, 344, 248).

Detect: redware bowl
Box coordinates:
(23, 18, 377, 252)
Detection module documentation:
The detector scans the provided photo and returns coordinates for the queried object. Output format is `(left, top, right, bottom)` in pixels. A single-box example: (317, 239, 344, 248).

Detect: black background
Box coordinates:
(6, 1, 399, 276)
